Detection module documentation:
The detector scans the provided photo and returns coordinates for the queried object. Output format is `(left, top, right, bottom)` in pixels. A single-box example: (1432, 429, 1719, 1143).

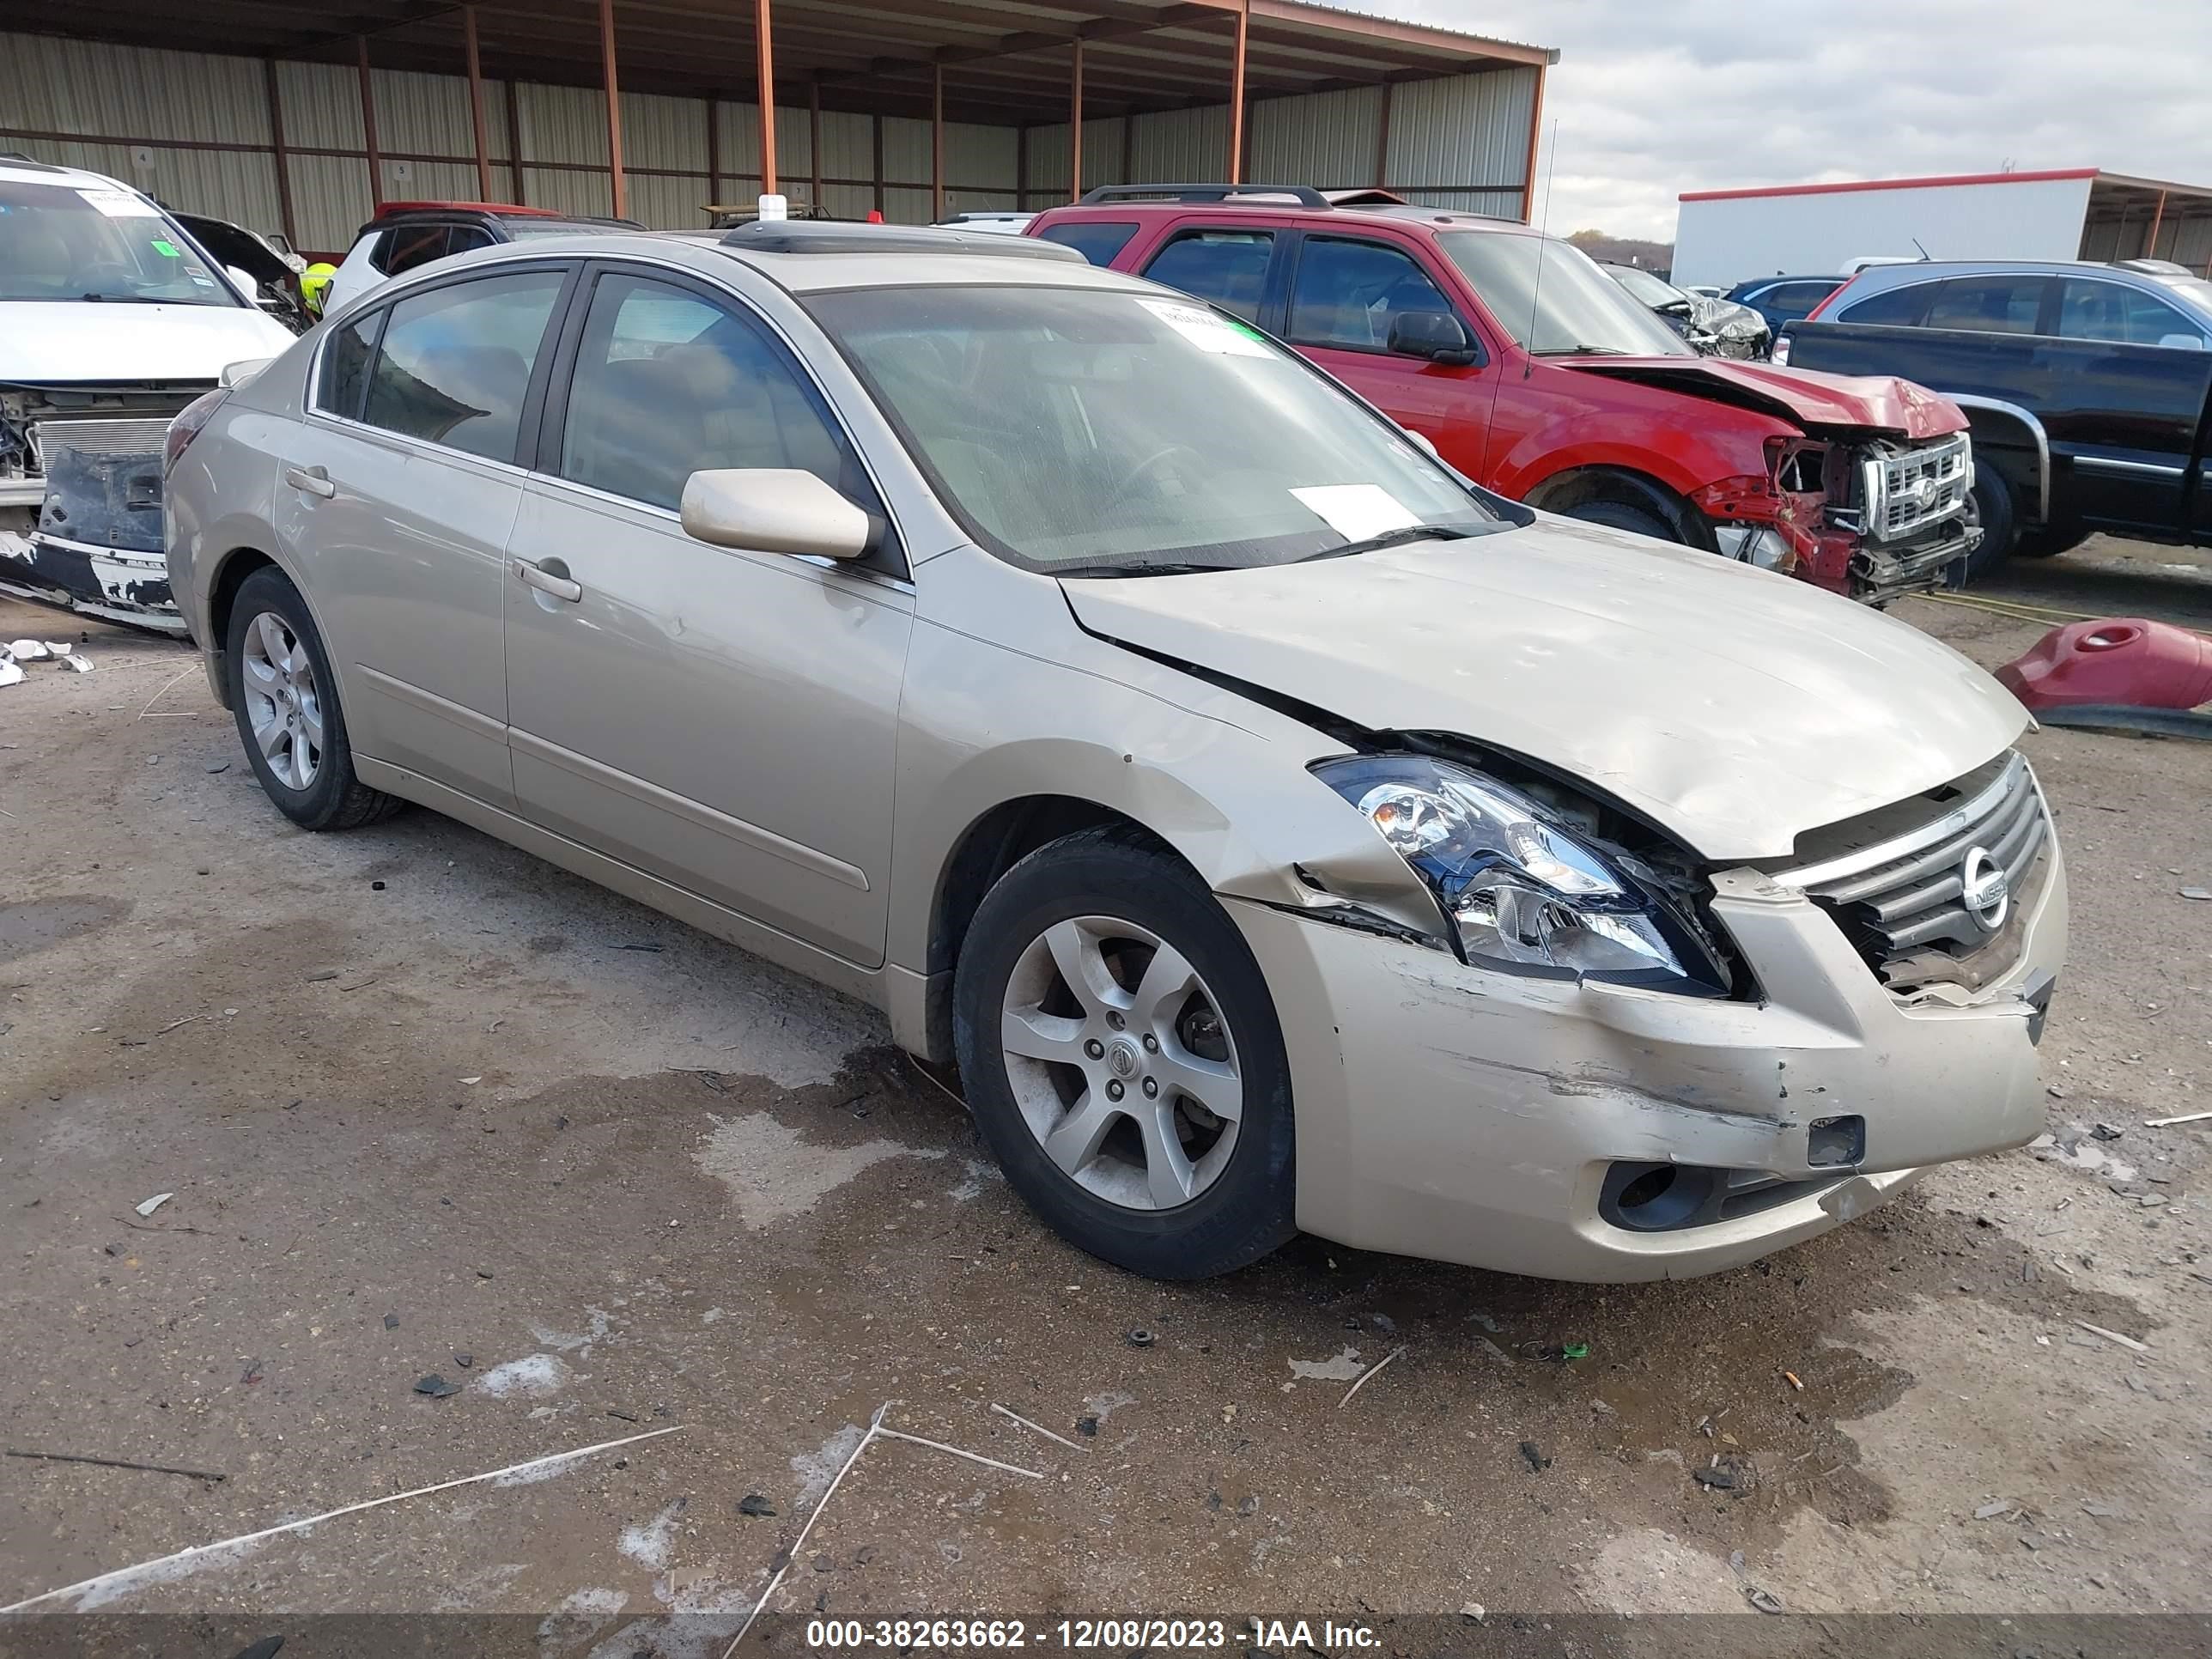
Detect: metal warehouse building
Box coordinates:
(2, 2, 1555, 258)
(1673, 168, 2212, 290)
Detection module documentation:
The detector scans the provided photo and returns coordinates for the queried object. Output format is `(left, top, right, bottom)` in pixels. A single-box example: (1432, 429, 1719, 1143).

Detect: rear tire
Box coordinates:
(225, 567, 402, 831)
(1944, 468, 2015, 588)
(952, 826, 1297, 1280)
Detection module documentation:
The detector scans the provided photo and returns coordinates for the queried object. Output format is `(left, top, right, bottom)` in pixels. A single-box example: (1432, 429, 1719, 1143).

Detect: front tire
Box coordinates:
(952, 827, 1297, 1280)
(225, 567, 401, 831)
(1944, 468, 2016, 588)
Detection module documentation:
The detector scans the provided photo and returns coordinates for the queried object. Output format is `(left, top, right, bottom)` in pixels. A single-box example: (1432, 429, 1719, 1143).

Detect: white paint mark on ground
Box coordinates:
(792, 1423, 867, 1508)
(1084, 1389, 1138, 1424)
(696, 1111, 945, 1227)
(474, 1353, 570, 1400)
(618, 1498, 688, 1572)
(69, 1539, 266, 1610)
(540, 1586, 629, 1644)
(951, 1158, 1000, 1201)
(1290, 1347, 1366, 1382)
(700, 1307, 726, 1324)
(530, 1307, 614, 1353)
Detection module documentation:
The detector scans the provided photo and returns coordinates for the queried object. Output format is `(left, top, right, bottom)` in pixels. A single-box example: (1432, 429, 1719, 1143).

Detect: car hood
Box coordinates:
(0, 302, 295, 384)
(1559, 356, 1964, 438)
(1061, 520, 2027, 861)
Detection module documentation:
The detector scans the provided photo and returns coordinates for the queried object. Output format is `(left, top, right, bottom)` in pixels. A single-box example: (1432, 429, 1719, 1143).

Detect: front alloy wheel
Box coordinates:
(1000, 916, 1243, 1211)
(240, 610, 324, 790)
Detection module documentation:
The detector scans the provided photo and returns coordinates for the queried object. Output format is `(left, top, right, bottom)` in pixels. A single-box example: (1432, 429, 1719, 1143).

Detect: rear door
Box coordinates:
(2046, 275, 2212, 534)
(272, 261, 574, 810)
(1277, 230, 1489, 475)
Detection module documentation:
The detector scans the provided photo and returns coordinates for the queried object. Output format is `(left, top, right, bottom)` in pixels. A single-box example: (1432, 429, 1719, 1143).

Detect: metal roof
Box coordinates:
(35, 0, 1557, 126)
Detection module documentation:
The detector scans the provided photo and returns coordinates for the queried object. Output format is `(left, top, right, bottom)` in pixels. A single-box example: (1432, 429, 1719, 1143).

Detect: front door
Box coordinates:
(1276, 233, 1490, 477)
(501, 264, 912, 968)
(273, 264, 570, 811)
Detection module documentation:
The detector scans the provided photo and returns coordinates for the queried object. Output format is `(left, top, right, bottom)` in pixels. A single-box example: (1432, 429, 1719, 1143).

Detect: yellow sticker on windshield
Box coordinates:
(1139, 296, 1273, 358)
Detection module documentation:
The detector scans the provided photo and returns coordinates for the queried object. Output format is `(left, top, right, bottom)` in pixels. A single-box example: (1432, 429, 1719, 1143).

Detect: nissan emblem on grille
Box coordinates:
(1960, 846, 2010, 933)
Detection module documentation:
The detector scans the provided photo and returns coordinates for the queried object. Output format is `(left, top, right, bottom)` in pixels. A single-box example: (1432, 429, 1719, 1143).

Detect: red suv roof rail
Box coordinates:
(375, 200, 560, 218)
(1078, 183, 1332, 208)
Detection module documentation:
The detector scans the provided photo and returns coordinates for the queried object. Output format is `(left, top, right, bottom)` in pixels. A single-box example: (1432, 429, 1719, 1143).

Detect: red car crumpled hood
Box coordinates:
(1559, 356, 1966, 439)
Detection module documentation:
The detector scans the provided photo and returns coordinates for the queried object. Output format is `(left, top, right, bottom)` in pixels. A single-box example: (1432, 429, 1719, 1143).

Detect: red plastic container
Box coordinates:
(1995, 617, 2212, 712)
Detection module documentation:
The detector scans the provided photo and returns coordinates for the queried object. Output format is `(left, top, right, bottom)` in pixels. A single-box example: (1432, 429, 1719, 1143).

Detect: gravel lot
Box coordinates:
(3, 540, 2209, 1647)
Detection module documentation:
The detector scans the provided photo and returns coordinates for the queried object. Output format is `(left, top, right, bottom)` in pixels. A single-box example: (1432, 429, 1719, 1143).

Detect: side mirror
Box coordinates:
(2157, 332, 2206, 351)
(224, 264, 260, 298)
(1387, 312, 1477, 366)
(681, 468, 873, 560)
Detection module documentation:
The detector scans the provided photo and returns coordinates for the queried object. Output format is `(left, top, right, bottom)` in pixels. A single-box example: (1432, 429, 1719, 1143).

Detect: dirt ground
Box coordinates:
(3, 538, 2209, 1651)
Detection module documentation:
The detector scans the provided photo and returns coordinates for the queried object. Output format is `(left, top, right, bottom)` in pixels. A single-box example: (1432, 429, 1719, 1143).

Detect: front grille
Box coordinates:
(30, 417, 173, 470)
(1868, 431, 1972, 541)
(1769, 751, 2050, 986)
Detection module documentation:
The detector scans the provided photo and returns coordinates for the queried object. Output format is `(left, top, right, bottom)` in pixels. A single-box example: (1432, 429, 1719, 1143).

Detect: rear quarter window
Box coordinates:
(1834, 283, 1935, 327)
(1035, 220, 1139, 267)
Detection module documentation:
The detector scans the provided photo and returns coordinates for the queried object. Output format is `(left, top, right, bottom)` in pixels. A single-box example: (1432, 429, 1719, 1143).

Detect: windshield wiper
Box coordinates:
(1531, 345, 1632, 357)
(1051, 561, 1241, 579)
(1293, 522, 1489, 563)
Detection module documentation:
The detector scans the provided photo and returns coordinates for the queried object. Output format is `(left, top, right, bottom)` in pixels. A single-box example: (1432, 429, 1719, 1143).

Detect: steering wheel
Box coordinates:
(1111, 443, 1206, 501)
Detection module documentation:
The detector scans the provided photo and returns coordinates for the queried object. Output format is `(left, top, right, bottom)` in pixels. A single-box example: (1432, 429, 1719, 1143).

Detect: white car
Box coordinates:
(1, 156, 295, 633)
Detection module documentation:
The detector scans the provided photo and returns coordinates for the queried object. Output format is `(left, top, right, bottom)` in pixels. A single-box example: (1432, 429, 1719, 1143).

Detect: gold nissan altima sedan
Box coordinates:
(165, 222, 2065, 1282)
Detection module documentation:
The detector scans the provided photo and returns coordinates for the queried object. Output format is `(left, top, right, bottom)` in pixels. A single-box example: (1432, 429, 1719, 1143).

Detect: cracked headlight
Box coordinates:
(1316, 756, 1727, 995)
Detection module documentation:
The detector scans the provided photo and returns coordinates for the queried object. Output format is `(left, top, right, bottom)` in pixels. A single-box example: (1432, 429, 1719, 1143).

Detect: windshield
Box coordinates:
(0, 179, 240, 306)
(807, 284, 1502, 573)
(1438, 233, 1690, 357)
(1605, 264, 1685, 310)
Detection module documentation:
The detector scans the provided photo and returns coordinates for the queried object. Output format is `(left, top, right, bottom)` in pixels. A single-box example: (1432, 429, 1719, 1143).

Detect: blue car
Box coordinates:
(1724, 275, 1848, 337)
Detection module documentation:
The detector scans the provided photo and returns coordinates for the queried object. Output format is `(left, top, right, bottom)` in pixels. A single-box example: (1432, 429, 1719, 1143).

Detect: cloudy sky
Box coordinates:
(1362, 0, 2212, 240)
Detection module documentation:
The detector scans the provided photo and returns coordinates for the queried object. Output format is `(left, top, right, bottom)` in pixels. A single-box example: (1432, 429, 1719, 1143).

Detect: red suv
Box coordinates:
(1027, 186, 1978, 603)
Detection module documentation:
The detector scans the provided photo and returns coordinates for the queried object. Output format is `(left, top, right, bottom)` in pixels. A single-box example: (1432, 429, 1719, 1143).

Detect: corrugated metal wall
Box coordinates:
(1019, 67, 1535, 212)
(3, 32, 1537, 251)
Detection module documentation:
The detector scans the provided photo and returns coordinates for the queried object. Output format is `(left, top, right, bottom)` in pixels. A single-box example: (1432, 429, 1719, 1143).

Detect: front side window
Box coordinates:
(2057, 278, 2207, 348)
(1140, 229, 1274, 322)
(316, 312, 378, 418)
(1923, 275, 2049, 335)
(0, 179, 240, 307)
(360, 270, 564, 462)
(1288, 237, 1457, 351)
(809, 283, 1500, 574)
(557, 271, 872, 516)
(1436, 232, 1690, 357)
(1036, 221, 1139, 267)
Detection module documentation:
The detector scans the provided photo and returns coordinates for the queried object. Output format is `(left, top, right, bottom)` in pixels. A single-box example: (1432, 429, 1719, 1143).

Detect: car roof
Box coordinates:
(1834, 258, 2212, 305)
(1731, 274, 1846, 288)
(1031, 196, 1541, 239)
(377, 228, 1161, 297)
(0, 155, 140, 191)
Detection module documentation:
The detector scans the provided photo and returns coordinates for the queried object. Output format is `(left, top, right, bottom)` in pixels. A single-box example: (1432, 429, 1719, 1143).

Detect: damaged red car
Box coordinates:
(1028, 187, 1977, 603)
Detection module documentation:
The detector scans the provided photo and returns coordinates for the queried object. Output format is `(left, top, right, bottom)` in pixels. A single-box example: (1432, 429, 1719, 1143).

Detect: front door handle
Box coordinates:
(283, 463, 336, 499)
(515, 556, 582, 603)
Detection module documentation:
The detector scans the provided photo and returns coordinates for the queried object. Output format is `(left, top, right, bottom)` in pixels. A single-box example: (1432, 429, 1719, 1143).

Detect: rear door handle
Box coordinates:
(283, 463, 335, 499)
(515, 557, 582, 603)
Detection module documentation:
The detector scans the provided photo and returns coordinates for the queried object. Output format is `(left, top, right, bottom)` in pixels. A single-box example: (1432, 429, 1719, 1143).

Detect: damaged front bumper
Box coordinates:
(2, 393, 194, 635)
(1228, 837, 2067, 1282)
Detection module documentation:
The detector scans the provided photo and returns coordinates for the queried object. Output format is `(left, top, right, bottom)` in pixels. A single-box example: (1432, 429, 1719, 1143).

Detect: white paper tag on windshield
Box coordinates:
(78, 188, 161, 219)
(1139, 296, 1272, 357)
(1291, 484, 1422, 543)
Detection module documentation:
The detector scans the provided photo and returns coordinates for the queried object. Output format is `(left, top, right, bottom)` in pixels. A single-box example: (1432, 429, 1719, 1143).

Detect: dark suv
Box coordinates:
(324, 201, 636, 313)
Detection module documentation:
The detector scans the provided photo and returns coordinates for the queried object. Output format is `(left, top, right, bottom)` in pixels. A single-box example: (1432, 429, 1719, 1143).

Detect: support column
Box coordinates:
(356, 36, 382, 210)
(932, 61, 945, 222)
(1520, 64, 1546, 224)
(463, 5, 493, 202)
(263, 57, 297, 247)
(505, 82, 527, 204)
(1120, 111, 1133, 186)
(756, 0, 778, 196)
(2147, 189, 2168, 259)
(1226, 0, 1248, 184)
(808, 78, 823, 209)
(1068, 37, 1084, 203)
(706, 95, 720, 205)
(872, 112, 884, 216)
(1372, 79, 1393, 191)
(600, 0, 627, 219)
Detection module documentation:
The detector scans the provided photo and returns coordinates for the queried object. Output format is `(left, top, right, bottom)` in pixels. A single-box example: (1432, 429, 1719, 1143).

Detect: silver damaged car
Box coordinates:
(167, 223, 2067, 1282)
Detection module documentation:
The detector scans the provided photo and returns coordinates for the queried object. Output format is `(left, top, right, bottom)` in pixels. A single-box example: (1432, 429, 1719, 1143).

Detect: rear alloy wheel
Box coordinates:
(954, 828, 1297, 1279)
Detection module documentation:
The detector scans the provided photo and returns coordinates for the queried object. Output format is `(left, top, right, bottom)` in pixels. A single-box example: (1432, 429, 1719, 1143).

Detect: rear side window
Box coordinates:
(1923, 276, 2049, 335)
(1835, 283, 1935, 327)
(375, 224, 453, 276)
(361, 270, 565, 462)
(316, 312, 378, 418)
(556, 270, 881, 520)
(1288, 236, 1455, 350)
(1762, 281, 1840, 325)
(1036, 221, 1139, 267)
(1141, 229, 1274, 321)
